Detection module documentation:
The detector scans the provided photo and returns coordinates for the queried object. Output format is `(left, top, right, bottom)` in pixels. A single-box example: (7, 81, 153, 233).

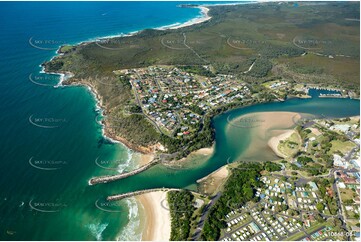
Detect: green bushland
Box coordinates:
(128, 104, 142, 113)
(177, 65, 216, 77)
(44, 2, 360, 89)
(313, 177, 338, 215)
(247, 58, 273, 78)
(168, 190, 197, 241)
(110, 114, 160, 146)
(42, 2, 360, 154)
(263, 161, 282, 172)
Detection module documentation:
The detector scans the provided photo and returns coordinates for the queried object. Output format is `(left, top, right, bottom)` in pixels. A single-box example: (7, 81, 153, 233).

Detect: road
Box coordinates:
(191, 192, 222, 241)
(332, 169, 356, 240)
(220, 202, 304, 241)
(182, 33, 208, 63)
(130, 75, 172, 137)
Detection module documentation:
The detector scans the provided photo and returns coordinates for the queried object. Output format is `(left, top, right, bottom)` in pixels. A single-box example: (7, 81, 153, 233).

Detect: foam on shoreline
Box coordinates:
(116, 149, 134, 174)
(40, 3, 218, 147)
(39, 64, 74, 88)
(40, 2, 256, 240)
(115, 198, 142, 241)
(53, 2, 256, 49)
(55, 5, 212, 51)
(85, 222, 109, 241)
(156, 6, 211, 30)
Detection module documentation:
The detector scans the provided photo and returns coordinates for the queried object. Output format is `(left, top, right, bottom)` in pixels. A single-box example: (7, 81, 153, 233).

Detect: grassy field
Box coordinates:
(330, 140, 356, 155)
(278, 132, 301, 158)
(339, 188, 356, 203)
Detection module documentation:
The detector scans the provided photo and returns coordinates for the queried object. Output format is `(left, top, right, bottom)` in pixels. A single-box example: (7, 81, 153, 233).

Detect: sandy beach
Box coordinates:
(43, 4, 214, 164)
(192, 146, 214, 156)
(227, 111, 305, 161)
(166, 144, 214, 169)
(160, 6, 211, 30)
(197, 165, 228, 183)
(268, 129, 295, 158)
(138, 153, 155, 167)
(137, 191, 171, 241)
(197, 165, 229, 195)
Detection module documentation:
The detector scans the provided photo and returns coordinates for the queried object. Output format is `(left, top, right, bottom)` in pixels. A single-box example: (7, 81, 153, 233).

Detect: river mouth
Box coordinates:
(97, 93, 360, 194)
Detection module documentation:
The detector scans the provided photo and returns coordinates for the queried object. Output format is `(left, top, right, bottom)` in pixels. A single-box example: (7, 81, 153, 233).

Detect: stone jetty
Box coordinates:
(89, 159, 159, 185)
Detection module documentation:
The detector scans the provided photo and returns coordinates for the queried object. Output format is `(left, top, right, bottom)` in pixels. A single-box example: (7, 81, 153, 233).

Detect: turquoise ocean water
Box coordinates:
(0, 2, 359, 241)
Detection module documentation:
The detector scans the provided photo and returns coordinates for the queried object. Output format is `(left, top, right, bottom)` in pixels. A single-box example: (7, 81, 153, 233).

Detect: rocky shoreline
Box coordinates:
(41, 64, 159, 157)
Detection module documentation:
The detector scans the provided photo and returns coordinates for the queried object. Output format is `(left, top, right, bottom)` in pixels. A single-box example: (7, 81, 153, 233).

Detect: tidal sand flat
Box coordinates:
(197, 165, 229, 195)
(137, 191, 171, 241)
(165, 145, 214, 170)
(2, 1, 360, 240)
(268, 130, 296, 158)
(177, 145, 214, 163)
(226, 111, 309, 161)
(192, 146, 214, 156)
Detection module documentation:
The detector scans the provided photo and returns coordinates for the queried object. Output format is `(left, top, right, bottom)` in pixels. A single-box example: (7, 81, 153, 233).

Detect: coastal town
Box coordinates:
(115, 65, 353, 141)
(99, 111, 360, 242)
(218, 116, 360, 241)
(47, 45, 361, 242)
(116, 65, 251, 137)
(89, 64, 359, 242)
(2, 1, 359, 241)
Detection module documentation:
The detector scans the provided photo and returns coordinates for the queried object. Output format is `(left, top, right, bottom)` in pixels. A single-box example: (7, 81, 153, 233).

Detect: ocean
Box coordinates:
(0, 1, 359, 241)
(0, 2, 221, 240)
